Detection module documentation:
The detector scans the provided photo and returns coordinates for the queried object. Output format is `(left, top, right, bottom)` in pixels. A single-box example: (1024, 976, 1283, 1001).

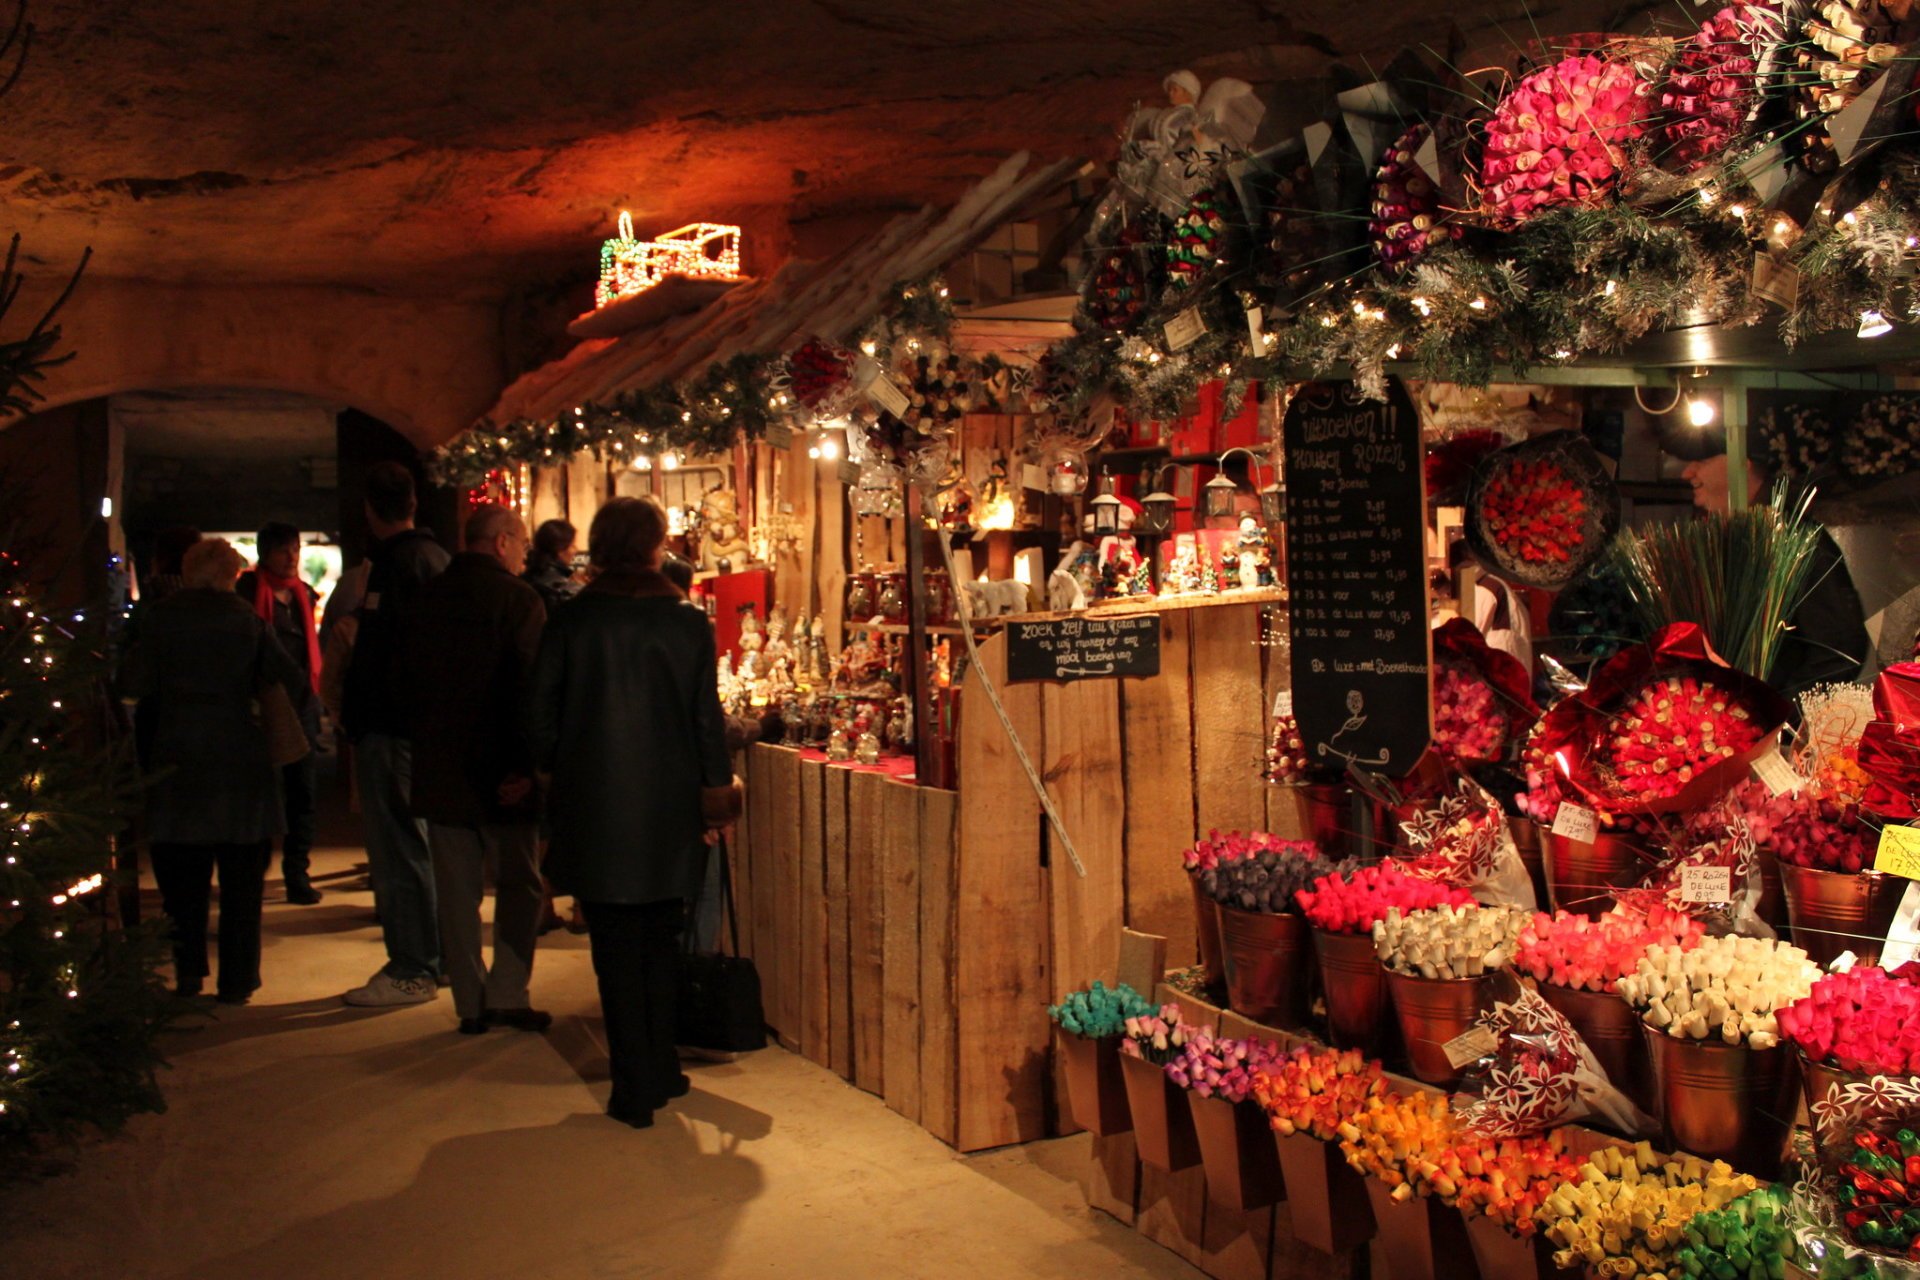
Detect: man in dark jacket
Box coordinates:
(404, 503, 551, 1035)
(341, 462, 451, 1007)
(238, 521, 324, 905)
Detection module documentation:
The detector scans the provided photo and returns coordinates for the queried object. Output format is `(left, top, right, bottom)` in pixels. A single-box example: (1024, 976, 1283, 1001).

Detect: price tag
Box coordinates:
(1881, 880, 1920, 970)
(1680, 865, 1732, 904)
(1021, 463, 1047, 492)
(836, 459, 862, 488)
(865, 374, 912, 418)
(1551, 802, 1598, 845)
(1751, 749, 1804, 796)
(763, 420, 794, 450)
(1752, 254, 1801, 310)
(1442, 1025, 1498, 1070)
(1876, 824, 1920, 880)
(1273, 689, 1293, 717)
(1165, 307, 1207, 352)
(1244, 305, 1269, 351)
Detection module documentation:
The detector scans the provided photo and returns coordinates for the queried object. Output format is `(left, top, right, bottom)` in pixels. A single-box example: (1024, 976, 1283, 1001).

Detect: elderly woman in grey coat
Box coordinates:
(125, 538, 304, 1002)
(530, 496, 738, 1128)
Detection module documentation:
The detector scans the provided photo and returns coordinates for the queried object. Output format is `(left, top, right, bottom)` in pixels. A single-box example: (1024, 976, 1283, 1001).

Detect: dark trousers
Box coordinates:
(280, 754, 317, 890)
(151, 841, 272, 998)
(581, 899, 687, 1111)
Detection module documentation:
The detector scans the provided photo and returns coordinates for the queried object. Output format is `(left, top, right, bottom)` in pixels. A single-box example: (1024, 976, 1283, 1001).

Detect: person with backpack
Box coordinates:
(339, 462, 450, 1007)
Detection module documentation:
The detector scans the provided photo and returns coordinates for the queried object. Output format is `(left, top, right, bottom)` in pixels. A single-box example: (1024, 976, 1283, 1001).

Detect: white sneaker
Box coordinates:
(343, 970, 437, 1007)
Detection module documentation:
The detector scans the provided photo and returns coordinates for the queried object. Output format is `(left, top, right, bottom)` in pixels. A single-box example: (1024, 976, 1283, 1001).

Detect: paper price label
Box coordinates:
(1751, 749, 1804, 796)
(1165, 307, 1207, 352)
(763, 420, 795, 450)
(1551, 802, 1598, 845)
(1021, 463, 1047, 492)
(1752, 254, 1801, 310)
(865, 375, 912, 418)
(1244, 306, 1270, 351)
(1680, 865, 1732, 904)
(1442, 1026, 1498, 1070)
(1876, 825, 1920, 881)
(1273, 689, 1293, 717)
(836, 459, 862, 488)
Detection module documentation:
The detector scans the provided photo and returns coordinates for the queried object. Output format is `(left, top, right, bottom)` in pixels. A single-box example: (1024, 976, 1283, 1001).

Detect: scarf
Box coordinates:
(253, 567, 322, 694)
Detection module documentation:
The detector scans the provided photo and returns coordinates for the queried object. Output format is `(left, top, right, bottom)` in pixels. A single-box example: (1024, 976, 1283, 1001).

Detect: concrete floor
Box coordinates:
(2, 833, 1200, 1280)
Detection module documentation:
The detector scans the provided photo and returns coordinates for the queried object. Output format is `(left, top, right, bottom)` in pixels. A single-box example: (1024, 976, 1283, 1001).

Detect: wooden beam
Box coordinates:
(1122, 612, 1200, 963)
(824, 764, 854, 1079)
(798, 756, 831, 1068)
(847, 768, 887, 1094)
(919, 785, 960, 1145)
(881, 776, 923, 1124)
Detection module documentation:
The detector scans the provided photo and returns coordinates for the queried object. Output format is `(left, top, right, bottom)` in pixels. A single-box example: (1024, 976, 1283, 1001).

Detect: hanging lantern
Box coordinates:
(1139, 465, 1178, 535)
(1258, 478, 1287, 528)
(1091, 475, 1123, 534)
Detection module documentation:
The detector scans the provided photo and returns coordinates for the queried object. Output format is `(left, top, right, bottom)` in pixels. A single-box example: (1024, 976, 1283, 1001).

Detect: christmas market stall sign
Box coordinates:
(1007, 614, 1161, 683)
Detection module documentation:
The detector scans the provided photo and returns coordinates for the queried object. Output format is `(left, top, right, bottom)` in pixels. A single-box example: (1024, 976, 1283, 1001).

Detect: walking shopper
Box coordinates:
(238, 522, 325, 905)
(405, 503, 551, 1035)
(530, 497, 740, 1128)
(340, 462, 450, 1007)
(124, 538, 304, 1003)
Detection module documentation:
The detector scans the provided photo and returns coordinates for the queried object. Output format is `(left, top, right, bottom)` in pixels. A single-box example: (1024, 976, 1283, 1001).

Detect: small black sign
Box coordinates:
(1007, 614, 1161, 683)
(1282, 379, 1432, 777)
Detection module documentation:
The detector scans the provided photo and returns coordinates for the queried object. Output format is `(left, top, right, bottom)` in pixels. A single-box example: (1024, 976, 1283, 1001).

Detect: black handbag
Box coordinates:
(674, 837, 766, 1052)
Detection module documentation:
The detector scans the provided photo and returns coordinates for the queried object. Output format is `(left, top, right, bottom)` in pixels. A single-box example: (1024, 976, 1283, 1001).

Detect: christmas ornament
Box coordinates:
(1659, 4, 1789, 173)
(1480, 54, 1652, 226)
(1370, 124, 1459, 271)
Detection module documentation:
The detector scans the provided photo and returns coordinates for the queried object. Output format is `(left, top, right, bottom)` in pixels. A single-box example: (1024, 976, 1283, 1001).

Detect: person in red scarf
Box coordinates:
(237, 522, 325, 905)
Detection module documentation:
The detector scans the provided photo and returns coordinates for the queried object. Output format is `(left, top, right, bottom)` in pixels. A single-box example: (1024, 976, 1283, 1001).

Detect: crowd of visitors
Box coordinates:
(122, 464, 741, 1130)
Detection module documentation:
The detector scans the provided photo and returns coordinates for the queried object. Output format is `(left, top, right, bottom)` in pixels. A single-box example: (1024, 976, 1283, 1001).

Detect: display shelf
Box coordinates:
(848, 620, 977, 636)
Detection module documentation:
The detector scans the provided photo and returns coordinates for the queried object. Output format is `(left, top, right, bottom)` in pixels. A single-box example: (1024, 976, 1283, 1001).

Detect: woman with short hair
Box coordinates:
(529, 497, 738, 1128)
(124, 538, 304, 1002)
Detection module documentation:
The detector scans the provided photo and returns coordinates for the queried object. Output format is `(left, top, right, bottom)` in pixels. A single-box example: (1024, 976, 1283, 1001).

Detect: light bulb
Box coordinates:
(1860, 309, 1893, 339)
(661, 452, 680, 471)
(807, 445, 821, 459)
(1686, 396, 1716, 428)
(819, 435, 842, 461)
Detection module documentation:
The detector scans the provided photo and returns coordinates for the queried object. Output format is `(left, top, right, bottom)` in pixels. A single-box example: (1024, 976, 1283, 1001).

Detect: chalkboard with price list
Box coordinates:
(1280, 379, 1432, 777)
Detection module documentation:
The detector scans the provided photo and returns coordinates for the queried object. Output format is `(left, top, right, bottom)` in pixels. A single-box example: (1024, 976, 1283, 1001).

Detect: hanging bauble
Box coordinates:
(1166, 186, 1230, 291)
(1085, 222, 1156, 332)
(1658, 3, 1789, 173)
(1480, 53, 1652, 227)
(789, 338, 852, 409)
(1370, 123, 1460, 271)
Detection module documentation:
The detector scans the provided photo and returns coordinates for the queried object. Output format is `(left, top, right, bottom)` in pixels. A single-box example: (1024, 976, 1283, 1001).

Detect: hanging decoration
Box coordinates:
(1370, 124, 1458, 270)
(1479, 54, 1652, 228)
(1657, 4, 1788, 174)
(596, 214, 743, 309)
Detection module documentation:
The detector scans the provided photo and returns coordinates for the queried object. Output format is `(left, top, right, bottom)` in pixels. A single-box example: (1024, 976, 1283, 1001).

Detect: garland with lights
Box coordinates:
(0, 487, 170, 1172)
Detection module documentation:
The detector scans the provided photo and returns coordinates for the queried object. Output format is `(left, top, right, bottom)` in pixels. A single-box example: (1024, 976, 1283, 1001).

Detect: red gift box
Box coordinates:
(1206, 379, 1266, 451)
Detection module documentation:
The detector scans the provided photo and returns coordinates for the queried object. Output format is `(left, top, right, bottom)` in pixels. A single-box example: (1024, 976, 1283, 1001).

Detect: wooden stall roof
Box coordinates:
(481, 151, 1083, 429)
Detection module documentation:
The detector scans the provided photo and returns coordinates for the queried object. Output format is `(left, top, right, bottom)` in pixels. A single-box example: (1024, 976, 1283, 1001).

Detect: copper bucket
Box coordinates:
(1509, 817, 1552, 912)
(1192, 874, 1225, 987)
(1538, 982, 1652, 1120)
(1055, 1028, 1133, 1136)
(1217, 903, 1314, 1028)
(1188, 1092, 1285, 1211)
(1365, 1180, 1480, 1280)
(1274, 1130, 1375, 1254)
(1797, 1052, 1867, 1157)
(1313, 927, 1397, 1056)
(1779, 864, 1906, 967)
(1120, 1050, 1201, 1172)
(1464, 1213, 1578, 1280)
(1388, 970, 1494, 1088)
(1643, 1024, 1798, 1178)
(1546, 830, 1643, 919)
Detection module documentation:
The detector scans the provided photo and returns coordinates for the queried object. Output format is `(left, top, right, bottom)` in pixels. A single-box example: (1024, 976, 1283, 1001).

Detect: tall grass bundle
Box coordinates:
(1606, 483, 1823, 683)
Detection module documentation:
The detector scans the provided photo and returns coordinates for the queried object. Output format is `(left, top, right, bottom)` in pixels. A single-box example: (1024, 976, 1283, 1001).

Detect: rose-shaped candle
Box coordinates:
(1373, 903, 1528, 979)
(1514, 906, 1705, 993)
(1251, 1045, 1386, 1140)
(1614, 934, 1822, 1048)
(1535, 1142, 1759, 1278)
(1296, 863, 1476, 935)
(1778, 966, 1920, 1077)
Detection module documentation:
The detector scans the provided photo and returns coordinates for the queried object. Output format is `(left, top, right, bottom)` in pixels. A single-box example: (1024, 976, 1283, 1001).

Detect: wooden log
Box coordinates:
(768, 746, 803, 1051)
(881, 776, 922, 1124)
(919, 785, 959, 1145)
(1041, 675, 1125, 1136)
(824, 765, 853, 1079)
(848, 768, 887, 1094)
(954, 631, 1049, 1151)
(798, 757, 831, 1068)
(1191, 604, 1268, 835)
(1121, 611, 1200, 965)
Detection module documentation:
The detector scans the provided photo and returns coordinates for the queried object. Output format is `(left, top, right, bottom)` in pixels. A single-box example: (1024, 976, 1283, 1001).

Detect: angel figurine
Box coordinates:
(1118, 70, 1267, 214)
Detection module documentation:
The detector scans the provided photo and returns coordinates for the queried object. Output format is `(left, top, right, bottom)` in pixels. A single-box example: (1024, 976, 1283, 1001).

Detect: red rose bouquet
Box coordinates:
(1480, 456, 1587, 567)
(1466, 432, 1620, 590)
(1431, 620, 1540, 767)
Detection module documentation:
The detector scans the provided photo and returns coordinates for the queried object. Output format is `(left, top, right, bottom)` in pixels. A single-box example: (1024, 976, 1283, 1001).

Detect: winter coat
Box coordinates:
(529, 567, 731, 904)
(521, 557, 581, 614)
(1773, 529, 1869, 700)
(341, 527, 450, 741)
(402, 553, 547, 826)
(123, 589, 302, 844)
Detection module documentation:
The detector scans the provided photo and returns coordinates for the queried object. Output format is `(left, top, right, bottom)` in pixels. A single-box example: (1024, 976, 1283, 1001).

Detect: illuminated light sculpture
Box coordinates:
(596, 212, 744, 309)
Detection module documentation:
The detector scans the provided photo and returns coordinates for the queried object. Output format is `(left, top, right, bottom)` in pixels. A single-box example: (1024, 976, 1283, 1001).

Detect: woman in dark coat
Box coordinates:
(529, 496, 737, 1128)
(124, 538, 304, 1002)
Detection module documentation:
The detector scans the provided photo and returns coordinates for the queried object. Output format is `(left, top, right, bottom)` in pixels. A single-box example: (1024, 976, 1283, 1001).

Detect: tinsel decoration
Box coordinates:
(1479, 54, 1652, 226)
(1658, 4, 1788, 174)
(1167, 186, 1230, 291)
(1370, 124, 1459, 270)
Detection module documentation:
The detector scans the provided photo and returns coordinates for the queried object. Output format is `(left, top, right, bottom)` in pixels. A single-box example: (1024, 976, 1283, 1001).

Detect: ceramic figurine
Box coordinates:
(847, 577, 873, 620)
(764, 606, 790, 661)
(888, 696, 912, 751)
(1231, 514, 1273, 589)
(698, 484, 752, 572)
(808, 615, 831, 683)
(1164, 537, 1202, 595)
(1097, 498, 1145, 597)
(855, 712, 883, 766)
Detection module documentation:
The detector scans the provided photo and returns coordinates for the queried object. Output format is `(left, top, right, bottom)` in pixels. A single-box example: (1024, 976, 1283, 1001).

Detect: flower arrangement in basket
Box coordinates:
(1252, 1044, 1386, 1140)
(1193, 837, 1330, 914)
(1120, 1003, 1195, 1065)
(1465, 431, 1621, 590)
(1165, 1032, 1287, 1102)
(1614, 933, 1823, 1048)
(1478, 53, 1652, 227)
(1537, 624, 1792, 816)
(1048, 980, 1156, 1039)
(1373, 902, 1528, 979)
(1673, 1185, 1794, 1280)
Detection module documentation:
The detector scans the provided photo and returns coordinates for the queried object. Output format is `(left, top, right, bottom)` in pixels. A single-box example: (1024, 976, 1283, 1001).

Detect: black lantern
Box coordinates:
(1091, 475, 1122, 534)
(1205, 446, 1258, 526)
(1258, 477, 1287, 527)
(1139, 465, 1177, 535)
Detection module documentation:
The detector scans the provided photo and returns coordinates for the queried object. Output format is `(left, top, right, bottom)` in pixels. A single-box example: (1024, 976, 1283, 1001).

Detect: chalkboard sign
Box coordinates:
(1281, 380, 1431, 777)
(1007, 615, 1161, 683)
